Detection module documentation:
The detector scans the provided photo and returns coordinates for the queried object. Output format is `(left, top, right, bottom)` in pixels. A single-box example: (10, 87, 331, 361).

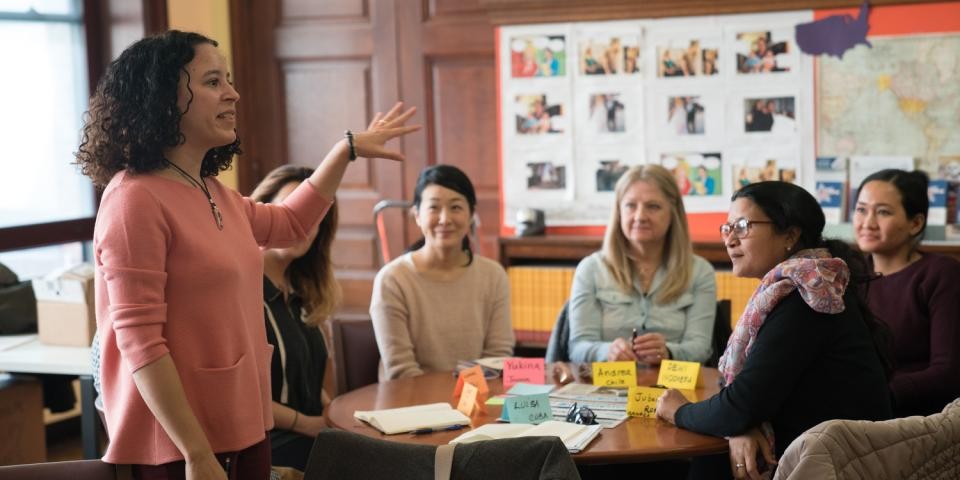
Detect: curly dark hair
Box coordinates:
(74, 30, 241, 187)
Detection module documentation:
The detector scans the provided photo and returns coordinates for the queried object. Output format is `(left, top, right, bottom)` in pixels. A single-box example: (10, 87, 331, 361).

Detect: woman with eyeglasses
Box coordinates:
(853, 169, 960, 418)
(567, 164, 717, 365)
(656, 181, 892, 480)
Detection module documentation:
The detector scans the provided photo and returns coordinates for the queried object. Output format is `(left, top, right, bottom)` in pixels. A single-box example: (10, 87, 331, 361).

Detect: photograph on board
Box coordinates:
(661, 152, 722, 197)
(515, 94, 565, 135)
(743, 96, 796, 133)
(735, 30, 793, 74)
(510, 35, 567, 78)
(596, 159, 630, 192)
(527, 161, 567, 190)
(656, 39, 719, 77)
(579, 35, 641, 75)
(588, 93, 626, 133)
(666, 96, 705, 135)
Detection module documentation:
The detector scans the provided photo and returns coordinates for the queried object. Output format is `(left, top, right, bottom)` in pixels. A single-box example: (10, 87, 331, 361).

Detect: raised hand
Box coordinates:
(351, 102, 421, 161)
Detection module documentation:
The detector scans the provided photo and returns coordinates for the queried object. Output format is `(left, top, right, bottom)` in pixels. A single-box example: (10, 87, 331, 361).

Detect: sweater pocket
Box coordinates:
(192, 352, 260, 448)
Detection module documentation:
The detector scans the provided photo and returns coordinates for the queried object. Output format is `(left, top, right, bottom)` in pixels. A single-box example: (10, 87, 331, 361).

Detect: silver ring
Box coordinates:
(735, 463, 745, 469)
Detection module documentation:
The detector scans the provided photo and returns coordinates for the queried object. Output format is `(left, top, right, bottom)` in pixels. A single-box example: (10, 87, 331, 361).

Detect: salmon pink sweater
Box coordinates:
(94, 171, 331, 465)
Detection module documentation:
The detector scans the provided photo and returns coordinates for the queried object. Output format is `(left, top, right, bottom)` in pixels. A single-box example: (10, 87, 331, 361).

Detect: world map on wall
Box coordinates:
(818, 34, 960, 172)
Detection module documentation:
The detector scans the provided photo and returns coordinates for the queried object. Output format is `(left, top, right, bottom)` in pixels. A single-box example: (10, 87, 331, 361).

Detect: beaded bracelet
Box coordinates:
(344, 130, 358, 161)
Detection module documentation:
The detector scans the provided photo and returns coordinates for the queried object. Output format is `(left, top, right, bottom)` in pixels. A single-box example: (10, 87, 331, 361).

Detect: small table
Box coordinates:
(327, 366, 728, 464)
(0, 334, 99, 459)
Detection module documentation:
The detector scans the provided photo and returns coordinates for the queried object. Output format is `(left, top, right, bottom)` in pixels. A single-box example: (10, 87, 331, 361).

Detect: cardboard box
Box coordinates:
(0, 374, 46, 465)
(34, 263, 96, 347)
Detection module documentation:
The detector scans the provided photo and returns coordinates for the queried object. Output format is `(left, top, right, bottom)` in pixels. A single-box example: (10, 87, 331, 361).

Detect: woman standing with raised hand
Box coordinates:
(75, 30, 418, 479)
(567, 164, 717, 365)
(854, 169, 960, 417)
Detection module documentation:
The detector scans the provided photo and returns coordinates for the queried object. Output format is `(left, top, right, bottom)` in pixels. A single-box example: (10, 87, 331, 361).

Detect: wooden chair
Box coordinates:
(330, 318, 380, 396)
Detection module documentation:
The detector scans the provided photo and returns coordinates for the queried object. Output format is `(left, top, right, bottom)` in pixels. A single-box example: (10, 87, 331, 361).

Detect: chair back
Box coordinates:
(774, 398, 960, 479)
(545, 300, 571, 363)
(331, 318, 380, 395)
(0, 460, 129, 480)
(706, 299, 732, 368)
(303, 428, 580, 480)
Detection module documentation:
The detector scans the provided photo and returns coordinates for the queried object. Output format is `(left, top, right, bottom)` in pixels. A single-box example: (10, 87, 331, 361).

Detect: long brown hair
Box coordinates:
(602, 164, 693, 304)
(251, 165, 341, 326)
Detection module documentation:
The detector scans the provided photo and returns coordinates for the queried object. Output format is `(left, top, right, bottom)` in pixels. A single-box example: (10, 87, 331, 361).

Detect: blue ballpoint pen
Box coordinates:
(410, 424, 467, 435)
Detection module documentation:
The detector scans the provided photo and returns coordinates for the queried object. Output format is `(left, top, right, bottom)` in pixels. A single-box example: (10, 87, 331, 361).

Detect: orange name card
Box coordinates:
(453, 365, 489, 396)
(502, 357, 545, 389)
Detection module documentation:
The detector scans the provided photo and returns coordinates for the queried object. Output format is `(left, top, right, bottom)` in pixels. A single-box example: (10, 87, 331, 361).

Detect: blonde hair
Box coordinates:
(602, 164, 693, 304)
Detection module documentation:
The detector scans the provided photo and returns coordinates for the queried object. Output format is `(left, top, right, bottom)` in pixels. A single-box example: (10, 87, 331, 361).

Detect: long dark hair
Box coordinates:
(251, 166, 341, 326)
(75, 30, 241, 187)
(856, 169, 929, 255)
(733, 181, 894, 377)
(407, 164, 476, 265)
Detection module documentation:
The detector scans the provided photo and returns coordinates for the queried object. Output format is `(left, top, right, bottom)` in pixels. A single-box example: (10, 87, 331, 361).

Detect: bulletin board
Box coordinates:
(496, 1, 960, 242)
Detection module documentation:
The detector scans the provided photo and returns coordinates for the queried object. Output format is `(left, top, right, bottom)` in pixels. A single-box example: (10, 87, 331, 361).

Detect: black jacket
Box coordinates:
(675, 290, 892, 456)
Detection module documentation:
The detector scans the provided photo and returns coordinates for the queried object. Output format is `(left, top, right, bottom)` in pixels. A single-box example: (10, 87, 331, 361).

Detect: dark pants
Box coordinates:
(132, 436, 271, 480)
(271, 432, 315, 471)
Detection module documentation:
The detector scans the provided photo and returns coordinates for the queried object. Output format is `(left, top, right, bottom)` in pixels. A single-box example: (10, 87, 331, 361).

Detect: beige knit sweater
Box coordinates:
(370, 253, 515, 380)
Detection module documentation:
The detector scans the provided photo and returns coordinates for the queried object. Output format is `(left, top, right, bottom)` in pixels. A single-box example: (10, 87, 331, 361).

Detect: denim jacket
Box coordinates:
(568, 251, 717, 363)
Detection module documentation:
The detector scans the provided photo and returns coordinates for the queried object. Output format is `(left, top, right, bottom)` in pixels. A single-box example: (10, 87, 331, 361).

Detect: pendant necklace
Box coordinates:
(165, 160, 224, 230)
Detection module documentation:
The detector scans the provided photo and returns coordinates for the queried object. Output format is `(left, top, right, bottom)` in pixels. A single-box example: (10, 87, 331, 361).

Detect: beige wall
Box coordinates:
(166, 0, 238, 190)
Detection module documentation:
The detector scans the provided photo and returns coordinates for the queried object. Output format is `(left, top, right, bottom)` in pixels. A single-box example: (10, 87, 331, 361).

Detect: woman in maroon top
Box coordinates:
(854, 169, 960, 417)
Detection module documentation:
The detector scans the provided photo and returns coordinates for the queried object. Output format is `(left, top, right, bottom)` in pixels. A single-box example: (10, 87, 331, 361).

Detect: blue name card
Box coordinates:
(501, 393, 552, 424)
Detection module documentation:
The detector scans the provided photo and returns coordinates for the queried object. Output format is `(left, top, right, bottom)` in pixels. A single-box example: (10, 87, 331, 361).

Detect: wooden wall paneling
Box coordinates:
(429, 58, 501, 258)
(283, 0, 368, 18)
(414, 0, 501, 258)
(369, 0, 407, 270)
(230, 0, 285, 195)
(428, 0, 486, 17)
(272, 0, 407, 311)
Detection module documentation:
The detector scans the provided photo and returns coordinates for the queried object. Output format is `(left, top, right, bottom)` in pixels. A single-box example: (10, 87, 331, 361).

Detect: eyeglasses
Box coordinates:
(719, 218, 775, 239)
(565, 402, 598, 425)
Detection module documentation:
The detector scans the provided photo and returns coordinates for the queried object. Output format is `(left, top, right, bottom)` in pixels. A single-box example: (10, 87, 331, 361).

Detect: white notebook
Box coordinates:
(353, 403, 471, 435)
(449, 420, 603, 454)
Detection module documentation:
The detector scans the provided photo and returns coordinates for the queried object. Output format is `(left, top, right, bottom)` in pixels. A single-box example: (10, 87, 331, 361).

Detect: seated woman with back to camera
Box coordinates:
(370, 165, 514, 380)
(854, 169, 960, 417)
(656, 181, 893, 480)
(567, 164, 717, 365)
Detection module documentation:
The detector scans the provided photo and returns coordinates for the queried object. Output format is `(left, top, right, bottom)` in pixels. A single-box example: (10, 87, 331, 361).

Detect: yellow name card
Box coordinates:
(657, 360, 700, 390)
(626, 386, 664, 418)
(592, 361, 637, 388)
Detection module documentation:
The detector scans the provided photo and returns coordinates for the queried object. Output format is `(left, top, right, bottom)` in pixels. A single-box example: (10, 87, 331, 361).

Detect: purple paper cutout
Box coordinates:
(795, 1, 872, 59)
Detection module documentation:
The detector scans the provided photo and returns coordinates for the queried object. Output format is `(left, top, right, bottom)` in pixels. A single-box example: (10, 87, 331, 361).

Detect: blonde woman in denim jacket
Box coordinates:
(568, 165, 717, 364)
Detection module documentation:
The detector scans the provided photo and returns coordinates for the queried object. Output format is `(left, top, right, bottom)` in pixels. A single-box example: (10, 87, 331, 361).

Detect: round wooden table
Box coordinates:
(327, 366, 729, 464)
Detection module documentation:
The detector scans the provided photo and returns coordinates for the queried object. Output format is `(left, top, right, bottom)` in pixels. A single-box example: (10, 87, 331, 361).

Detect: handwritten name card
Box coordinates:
(502, 357, 546, 389)
(657, 360, 700, 390)
(503, 393, 552, 424)
(457, 381, 480, 416)
(592, 361, 637, 388)
(626, 386, 665, 418)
